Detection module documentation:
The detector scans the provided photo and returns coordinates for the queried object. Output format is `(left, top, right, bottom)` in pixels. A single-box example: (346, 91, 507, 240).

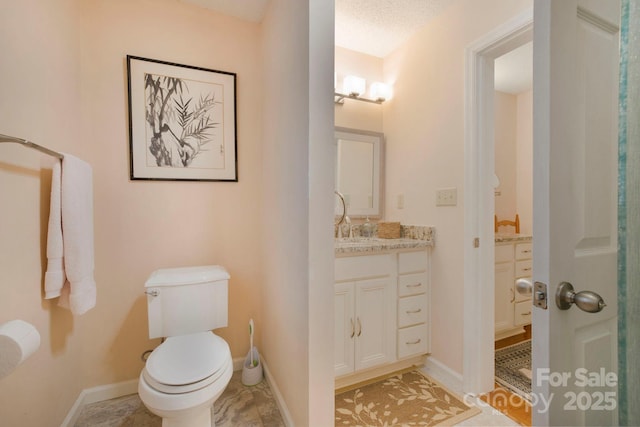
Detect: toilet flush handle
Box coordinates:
(145, 289, 159, 297)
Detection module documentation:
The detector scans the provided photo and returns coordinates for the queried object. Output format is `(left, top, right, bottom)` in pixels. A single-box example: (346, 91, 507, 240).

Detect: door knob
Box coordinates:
(555, 282, 606, 313)
(515, 278, 533, 295)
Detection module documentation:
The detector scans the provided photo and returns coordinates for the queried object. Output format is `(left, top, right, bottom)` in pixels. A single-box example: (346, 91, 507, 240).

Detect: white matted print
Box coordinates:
(127, 55, 237, 181)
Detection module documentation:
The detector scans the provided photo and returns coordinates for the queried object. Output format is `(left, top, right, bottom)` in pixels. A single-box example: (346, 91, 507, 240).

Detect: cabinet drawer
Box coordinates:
(515, 243, 533, 260)
(398, 251, 427, 274)
(398, 272, 428, 297)
(495, 244, 514, 263)
(514, 300, 532, 326)
(335, 254, 392, 282)
(515, 260, 533, 278)
(397, 324, 429, 359)
(398, 294, 428, 328)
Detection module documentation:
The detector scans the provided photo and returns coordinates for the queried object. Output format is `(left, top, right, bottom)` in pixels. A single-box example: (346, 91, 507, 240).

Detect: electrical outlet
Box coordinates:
(436, 188, 457, 206)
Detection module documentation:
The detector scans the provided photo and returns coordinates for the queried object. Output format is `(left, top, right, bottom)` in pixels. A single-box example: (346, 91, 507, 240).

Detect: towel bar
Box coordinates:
(0, 133, 64, 159)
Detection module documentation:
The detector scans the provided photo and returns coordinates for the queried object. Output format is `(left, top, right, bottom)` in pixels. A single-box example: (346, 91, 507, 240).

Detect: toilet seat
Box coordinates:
(143, 332, 230, 394)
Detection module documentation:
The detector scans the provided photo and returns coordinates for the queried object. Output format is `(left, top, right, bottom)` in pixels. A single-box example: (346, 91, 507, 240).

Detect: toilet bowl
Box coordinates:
(139, 332, 233, 427)
(138, 266, 233, 427)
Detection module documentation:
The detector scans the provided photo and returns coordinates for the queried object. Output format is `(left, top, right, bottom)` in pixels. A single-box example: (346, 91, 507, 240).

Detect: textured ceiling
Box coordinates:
(177, 0, 530, 94)
(335, 0, 455, 58)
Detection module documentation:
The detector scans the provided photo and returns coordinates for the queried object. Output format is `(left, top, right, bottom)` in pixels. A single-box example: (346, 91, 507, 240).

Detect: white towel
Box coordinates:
(44, 154, 96, 315)
(44, 161, 65, 298)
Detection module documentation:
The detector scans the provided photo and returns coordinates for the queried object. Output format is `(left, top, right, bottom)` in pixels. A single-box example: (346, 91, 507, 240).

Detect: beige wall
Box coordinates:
(0, 0, 264, 425)
(516, 90, 533, 234)
(261, 0, 334, 424)
(494, 91, 518, 224)
(0, 1, 85, 425)
(308, 0, 336, 423)
(382, 0, 532, 374)
(494, 89, 533, 234)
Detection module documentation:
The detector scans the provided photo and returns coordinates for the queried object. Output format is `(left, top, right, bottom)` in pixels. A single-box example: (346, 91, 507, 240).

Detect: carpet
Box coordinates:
(335, 370, 481, 426)
(495, 340, 532, 402)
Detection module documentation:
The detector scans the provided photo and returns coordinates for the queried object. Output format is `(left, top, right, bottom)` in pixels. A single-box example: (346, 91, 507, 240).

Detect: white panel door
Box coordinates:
(533, 0, 619, 425)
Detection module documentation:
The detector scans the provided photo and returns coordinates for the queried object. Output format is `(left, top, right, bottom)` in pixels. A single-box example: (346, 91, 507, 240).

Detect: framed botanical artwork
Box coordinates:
(127, 55, 237, 181)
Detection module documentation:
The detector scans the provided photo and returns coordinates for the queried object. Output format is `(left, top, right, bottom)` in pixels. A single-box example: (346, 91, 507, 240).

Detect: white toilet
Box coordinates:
(138, 265, 233, 427)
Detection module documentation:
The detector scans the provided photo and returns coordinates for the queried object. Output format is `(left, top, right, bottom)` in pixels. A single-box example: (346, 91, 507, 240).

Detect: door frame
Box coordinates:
(463, 8, 533, 395)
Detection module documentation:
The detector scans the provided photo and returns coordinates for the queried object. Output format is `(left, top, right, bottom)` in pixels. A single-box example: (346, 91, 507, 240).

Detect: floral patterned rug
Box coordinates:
(335, 370, 481, 426)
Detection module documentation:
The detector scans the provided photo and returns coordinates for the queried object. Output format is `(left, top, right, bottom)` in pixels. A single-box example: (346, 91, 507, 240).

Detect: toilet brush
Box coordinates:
(249, 318, 256, 367)
(242, 318, 263, 385)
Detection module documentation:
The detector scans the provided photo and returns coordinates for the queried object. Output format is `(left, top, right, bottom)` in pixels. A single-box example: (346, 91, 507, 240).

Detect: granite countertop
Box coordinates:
(495, 233, 532, 243)
(335, 236, 433, 255)
(334, 224, 435, 255)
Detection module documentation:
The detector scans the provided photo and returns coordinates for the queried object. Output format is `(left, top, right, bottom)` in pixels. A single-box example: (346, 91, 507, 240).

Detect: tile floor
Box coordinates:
(74, 371, 285, 427)
(75, 367, 518, 426)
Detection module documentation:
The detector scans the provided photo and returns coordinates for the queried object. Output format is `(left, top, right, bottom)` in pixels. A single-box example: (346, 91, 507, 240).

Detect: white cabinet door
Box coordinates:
(494, 261, 515, 333)
(334, 282, 355, 377)
(355, 277, 394, 371)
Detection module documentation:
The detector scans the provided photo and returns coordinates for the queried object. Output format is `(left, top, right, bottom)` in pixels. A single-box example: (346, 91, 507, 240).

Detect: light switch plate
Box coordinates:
(436, 188, 457, 206)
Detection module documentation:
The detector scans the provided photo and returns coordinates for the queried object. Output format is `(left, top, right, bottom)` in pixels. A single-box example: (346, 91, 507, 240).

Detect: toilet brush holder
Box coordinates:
(241, 346, 263, 386)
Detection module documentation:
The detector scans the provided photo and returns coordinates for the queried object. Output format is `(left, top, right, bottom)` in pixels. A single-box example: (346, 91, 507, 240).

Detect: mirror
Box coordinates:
(335, 127, 384, 218)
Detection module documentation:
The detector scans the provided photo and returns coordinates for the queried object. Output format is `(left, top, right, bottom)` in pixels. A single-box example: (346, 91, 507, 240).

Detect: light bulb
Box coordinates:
(370, 82, 392, 102)
(343, 75, 366, 97)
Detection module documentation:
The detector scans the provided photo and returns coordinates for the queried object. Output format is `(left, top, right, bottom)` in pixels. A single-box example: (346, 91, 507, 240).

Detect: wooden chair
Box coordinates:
(495, 214, 520, 233)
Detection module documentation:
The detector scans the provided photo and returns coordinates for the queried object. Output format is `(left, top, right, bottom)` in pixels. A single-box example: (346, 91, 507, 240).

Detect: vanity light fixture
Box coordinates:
(343, 75, 366, 96)
(369, 82, 392, 102)
(334, 75, 391, 105)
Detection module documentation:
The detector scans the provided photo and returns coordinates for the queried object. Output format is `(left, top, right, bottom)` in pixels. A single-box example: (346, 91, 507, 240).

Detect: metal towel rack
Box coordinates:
(0, 133, 64, 159)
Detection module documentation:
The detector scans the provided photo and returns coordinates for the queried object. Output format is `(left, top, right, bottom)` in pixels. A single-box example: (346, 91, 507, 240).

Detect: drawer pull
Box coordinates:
(523, 267, 532, 272)
(357, 318, 362, 337)
(522, 250, 532, 253)
(406, 338, 422, 345)
(350, 318, 355, 338)
(407, 283, 422, 288)
(406, 308, 422, 314)
(521, 311, 531, 316)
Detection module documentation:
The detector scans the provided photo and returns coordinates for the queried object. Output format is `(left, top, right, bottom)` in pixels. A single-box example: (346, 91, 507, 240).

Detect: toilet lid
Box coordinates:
(145, 332, 230, 387)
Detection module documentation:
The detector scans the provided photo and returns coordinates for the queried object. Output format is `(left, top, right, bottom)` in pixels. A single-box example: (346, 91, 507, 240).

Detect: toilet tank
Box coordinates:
(145, 265, 229, 339)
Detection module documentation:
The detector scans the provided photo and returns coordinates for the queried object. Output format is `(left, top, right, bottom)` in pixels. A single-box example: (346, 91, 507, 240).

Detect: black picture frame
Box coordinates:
(127, 55, 237, 181)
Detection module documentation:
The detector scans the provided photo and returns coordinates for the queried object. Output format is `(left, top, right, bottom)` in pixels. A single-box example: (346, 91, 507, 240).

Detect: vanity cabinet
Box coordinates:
(396, 251, 430, 359)
(495, 239, 533, 340)
(334, 254, 395, 377)
(334, 248, 431, 385)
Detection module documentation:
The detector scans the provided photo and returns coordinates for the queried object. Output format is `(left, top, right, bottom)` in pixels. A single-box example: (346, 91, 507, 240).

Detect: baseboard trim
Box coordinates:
(421, 356, 464, 394)
(60, 357, 293, 427)
(262, 357, 294, 427)
(60, 379, 138, 427)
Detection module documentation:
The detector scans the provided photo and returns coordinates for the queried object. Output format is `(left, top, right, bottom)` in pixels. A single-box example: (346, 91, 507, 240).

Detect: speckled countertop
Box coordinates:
(335, 225, 435, 255)
(494, 233, 532, 243)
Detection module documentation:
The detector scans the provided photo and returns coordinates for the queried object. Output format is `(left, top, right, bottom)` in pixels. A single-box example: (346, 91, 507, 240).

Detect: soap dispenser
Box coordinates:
(361, 217, 374, 238)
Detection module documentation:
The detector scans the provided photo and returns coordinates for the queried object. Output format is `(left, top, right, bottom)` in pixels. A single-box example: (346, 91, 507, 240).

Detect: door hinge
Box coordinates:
(473, 237, 480, 248)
